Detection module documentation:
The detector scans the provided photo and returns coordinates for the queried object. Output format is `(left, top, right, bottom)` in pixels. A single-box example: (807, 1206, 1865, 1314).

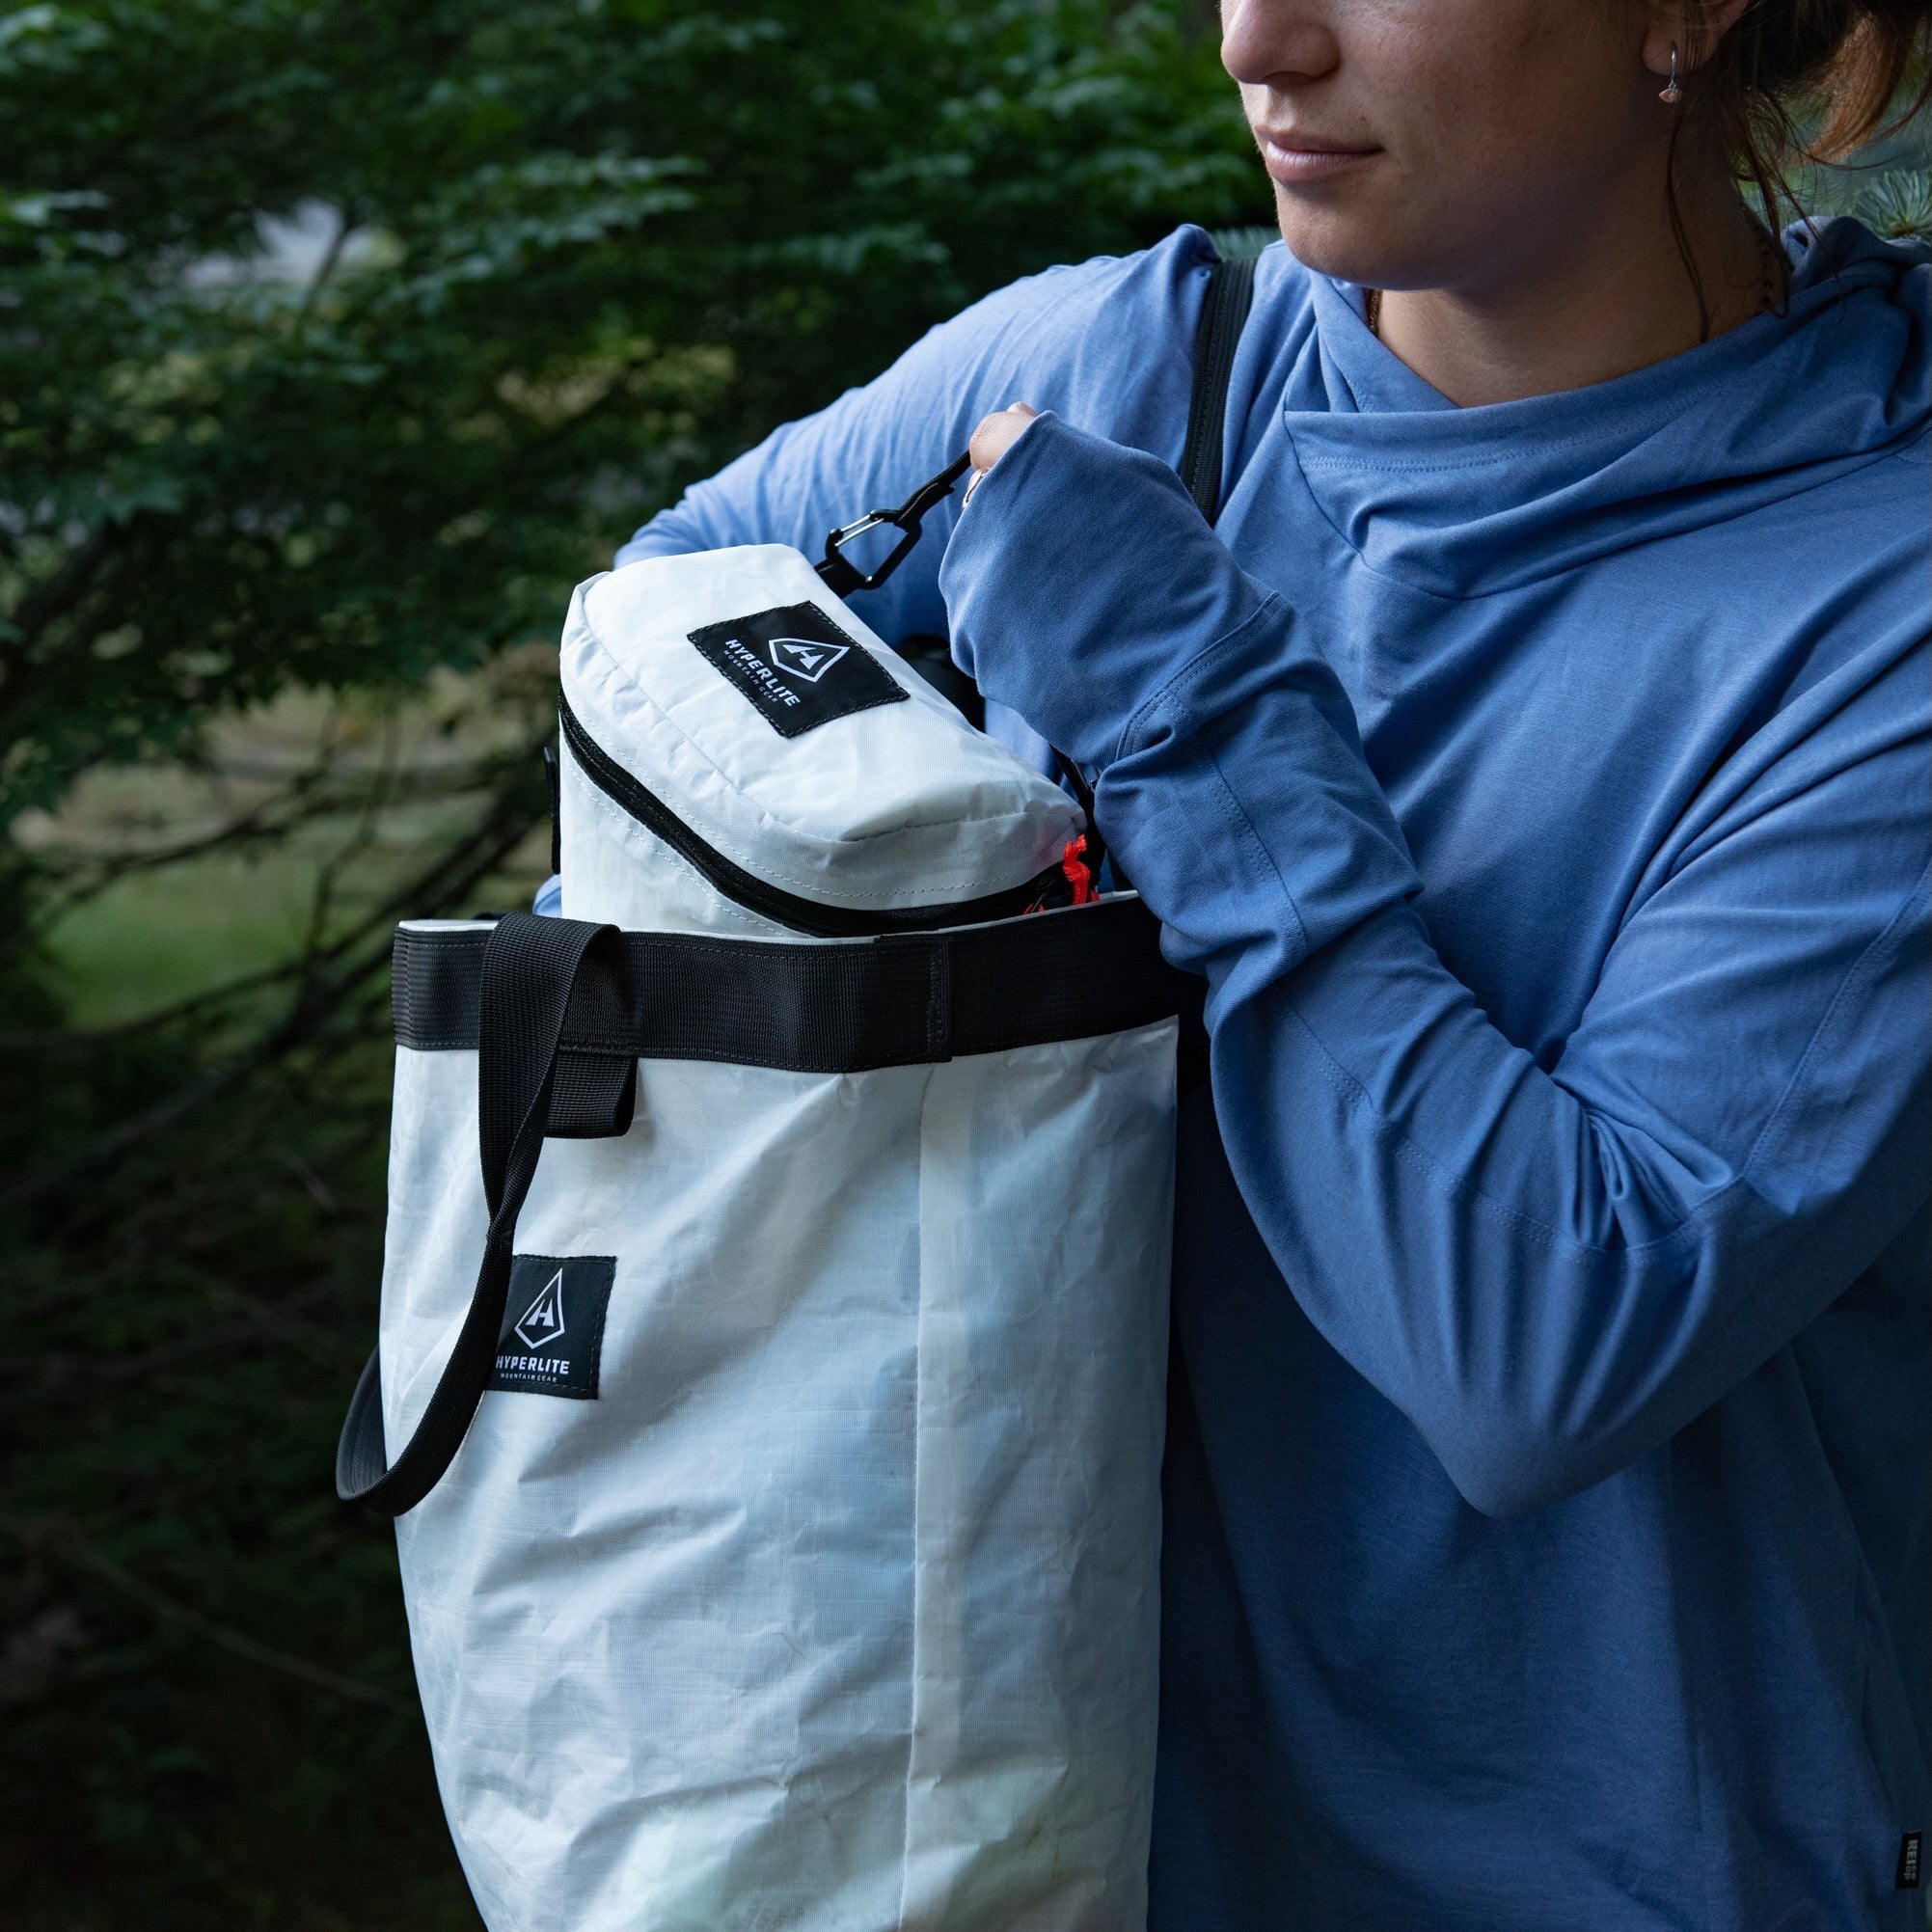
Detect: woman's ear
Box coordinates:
(1641, 0, 1754, 84)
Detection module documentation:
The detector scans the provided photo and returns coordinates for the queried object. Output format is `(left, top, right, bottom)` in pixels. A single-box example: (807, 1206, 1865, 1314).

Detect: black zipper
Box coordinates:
(558, 694, 1063, 939)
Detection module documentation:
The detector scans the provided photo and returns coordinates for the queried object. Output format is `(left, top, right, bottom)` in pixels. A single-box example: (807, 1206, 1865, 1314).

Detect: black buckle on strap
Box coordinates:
(815, 451, 972, 596)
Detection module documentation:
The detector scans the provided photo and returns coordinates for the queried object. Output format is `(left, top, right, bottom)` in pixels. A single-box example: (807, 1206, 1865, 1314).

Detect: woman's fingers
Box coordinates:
(967, 402, 1040, 482)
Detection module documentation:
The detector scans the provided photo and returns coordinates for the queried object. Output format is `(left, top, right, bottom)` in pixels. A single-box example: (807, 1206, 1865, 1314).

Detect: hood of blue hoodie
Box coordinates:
(1273, 219, 1930, 600)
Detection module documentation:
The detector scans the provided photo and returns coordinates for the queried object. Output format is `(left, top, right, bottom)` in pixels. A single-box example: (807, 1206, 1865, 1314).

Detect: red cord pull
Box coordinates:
(1061, 833, 1097, 906)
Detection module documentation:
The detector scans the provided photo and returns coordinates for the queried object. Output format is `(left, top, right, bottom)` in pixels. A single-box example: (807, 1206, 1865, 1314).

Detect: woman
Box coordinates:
(614, 0, 1929, 1922)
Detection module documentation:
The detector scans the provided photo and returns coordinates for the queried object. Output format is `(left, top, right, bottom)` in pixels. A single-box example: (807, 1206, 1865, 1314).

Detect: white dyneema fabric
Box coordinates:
(558, 543, 1080, 933)
(380, 546, 1175, 1930)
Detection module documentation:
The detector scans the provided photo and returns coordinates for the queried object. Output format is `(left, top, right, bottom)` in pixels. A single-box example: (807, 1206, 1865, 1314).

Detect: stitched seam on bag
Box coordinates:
(894, 1063, 940, 1924)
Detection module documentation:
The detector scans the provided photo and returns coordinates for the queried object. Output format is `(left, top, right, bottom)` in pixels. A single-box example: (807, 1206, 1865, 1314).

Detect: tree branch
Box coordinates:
(4, 1517, 408, 1712)
(4, 774, 544, 1206)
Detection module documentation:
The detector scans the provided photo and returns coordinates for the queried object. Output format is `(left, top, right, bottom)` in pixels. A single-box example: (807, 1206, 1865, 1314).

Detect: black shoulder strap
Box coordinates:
(1178, 253, 1256, 524)
(1053, 252, 1255, 883)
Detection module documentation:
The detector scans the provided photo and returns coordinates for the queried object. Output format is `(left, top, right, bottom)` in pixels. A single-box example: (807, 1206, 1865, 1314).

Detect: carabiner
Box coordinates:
(815, 450, 973, 597)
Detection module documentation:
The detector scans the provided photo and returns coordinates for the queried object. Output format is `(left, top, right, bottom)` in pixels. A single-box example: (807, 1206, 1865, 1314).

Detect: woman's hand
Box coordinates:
(964, 402, 1039, 503)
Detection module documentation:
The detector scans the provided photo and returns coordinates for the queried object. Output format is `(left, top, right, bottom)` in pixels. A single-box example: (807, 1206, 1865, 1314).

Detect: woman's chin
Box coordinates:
(1266, 209, 1382, 286)
(1267, 191, 1440, 293)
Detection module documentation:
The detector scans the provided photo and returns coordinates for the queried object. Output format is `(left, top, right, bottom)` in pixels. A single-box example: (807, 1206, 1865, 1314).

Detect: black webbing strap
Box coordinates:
(1178, 254, 1256, 524)
(336, 913, 636, 1515)
(389, 895, 1195, 1067)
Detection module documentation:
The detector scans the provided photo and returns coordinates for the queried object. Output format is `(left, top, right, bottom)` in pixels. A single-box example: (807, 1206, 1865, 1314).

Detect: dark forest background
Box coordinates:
(0, 3, 1922, 1924)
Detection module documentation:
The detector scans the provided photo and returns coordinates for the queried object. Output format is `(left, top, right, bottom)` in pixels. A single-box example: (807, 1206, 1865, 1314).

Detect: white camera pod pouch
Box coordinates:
(556, 543, 1083, 938)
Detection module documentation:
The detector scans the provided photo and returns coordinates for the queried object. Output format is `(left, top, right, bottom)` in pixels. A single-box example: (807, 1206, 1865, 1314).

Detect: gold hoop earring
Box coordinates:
(1659, 43, 1681, 104)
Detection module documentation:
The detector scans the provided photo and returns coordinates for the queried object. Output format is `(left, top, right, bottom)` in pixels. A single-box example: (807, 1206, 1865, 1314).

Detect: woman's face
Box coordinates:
(1222, 0, 1669, 297)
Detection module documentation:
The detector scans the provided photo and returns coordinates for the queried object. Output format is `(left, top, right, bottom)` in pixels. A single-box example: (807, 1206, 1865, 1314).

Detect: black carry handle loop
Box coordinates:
(336, 912, 633, 1514)
(816, 450, 973, 596)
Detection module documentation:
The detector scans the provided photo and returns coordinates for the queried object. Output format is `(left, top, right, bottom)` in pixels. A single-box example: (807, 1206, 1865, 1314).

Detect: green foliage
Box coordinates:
(1, 0, 1260, 821)
(1853, 166, 1932, 239)
(0, 2, 1264, 1922)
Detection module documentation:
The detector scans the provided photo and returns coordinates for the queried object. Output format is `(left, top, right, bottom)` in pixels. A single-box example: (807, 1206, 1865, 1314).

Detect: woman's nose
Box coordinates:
(1220, 0, 1342, 90)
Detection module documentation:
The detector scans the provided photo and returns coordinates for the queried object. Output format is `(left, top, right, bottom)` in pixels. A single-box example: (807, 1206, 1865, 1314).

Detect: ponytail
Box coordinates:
(1685, 0, 1930, 223)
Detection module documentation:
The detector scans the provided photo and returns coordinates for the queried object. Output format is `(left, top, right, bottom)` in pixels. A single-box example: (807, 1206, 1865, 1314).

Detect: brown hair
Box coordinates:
(1666, 0, 1929, 330)
(1684, 0, 1930, 215)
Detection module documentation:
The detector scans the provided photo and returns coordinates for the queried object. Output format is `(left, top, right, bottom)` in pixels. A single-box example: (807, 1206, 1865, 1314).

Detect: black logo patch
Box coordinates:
(487, 1254, 615, 1401)
(688, 602, 908, 739)
(1899, 1832, 1922, 1890)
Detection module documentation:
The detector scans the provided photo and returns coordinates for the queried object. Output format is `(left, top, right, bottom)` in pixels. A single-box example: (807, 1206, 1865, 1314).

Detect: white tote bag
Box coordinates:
(340, 543, 1185, 1931)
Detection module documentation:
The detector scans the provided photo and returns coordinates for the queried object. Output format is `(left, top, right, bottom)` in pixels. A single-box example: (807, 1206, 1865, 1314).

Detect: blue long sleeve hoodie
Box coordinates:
(617, 221, 1930, 1930)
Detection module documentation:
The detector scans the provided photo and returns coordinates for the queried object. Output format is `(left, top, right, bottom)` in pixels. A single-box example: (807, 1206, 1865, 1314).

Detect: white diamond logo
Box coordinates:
(769, 636, 848, 684)
(513, 1268, 568, 1351)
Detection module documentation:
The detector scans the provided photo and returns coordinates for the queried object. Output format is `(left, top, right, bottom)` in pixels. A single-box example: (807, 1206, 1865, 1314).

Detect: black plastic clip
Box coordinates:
(816, 451, 972, 596)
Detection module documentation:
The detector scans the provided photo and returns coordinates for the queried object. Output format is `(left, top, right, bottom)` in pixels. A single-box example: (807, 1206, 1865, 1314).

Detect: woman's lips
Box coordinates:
(1257, 133, 1379, 185)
